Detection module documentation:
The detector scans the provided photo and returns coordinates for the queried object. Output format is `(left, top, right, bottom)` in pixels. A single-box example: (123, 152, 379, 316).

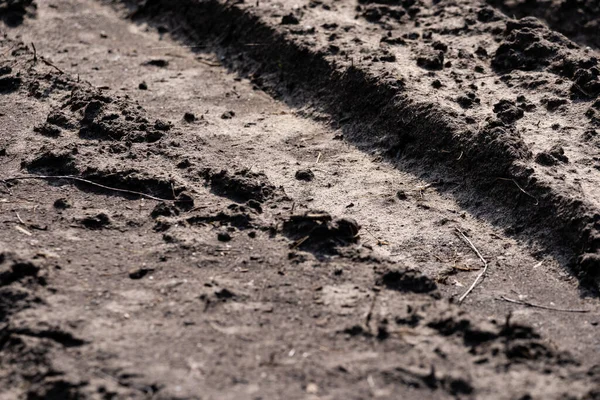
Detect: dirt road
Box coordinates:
(1, 0, 599, 398)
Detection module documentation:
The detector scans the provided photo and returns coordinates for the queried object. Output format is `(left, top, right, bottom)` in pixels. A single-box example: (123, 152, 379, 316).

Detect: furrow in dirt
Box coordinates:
(121, 0, 600, 288)
(1, 7, 600, 398)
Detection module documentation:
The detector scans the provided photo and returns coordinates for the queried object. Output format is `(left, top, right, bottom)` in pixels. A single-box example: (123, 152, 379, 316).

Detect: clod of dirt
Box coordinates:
(246, 199, 263, 213)
(295, 168, 315, 181)
(493, 99, 524, 123)
(492, 17, 576, 74)
(571, 66, 600, 99)
(63, 87, 167, 142)
(0, 0, 36, 26)
(281, 13, 300, 25)
(154, 119, 171, 131)
(0, 251, 44, 287)
(542, 97, 568, 111)
(23, 150, 78, 175)
(80, 213, 111, 230)
(535, 144, 568, 166)
(183, 112, 196, 122)
(283, 211, 360, 253)
(376, 268, 437, 294)
(217, 231, 232, 242)
(341, 324, 372, 338)
(214, 287, 235, 300)
(417, 49, 444, 70)
(203, 168, 277, 202)
(0, 75, 21, 93)
(151, 202, 179, 219)
(456, 93, 480, 109)
(476, 6, 500, 23)
(142, 59, 169, 67)
(53, 198, 71, 210)
(489, 0, 600, 49)
(221, 110, 235, 119)
(128, 267, 154, 279)
(33, 123, 61, 137)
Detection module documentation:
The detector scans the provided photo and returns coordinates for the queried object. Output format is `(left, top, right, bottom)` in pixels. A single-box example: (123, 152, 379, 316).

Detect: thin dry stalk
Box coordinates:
(1, 175, 177, 202)
(455, 228, 488, 303)
(500, 296, 591, 313)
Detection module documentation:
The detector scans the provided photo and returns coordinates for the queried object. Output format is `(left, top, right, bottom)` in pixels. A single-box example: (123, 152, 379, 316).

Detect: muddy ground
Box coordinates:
(1, 0, 599, 398)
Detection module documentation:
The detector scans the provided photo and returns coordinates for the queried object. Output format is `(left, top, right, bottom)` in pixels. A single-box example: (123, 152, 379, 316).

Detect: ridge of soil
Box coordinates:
(118, 0, 600, 288)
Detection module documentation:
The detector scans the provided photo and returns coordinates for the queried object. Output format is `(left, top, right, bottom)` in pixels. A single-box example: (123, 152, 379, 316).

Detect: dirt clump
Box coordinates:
(0, 0, 36, 26)
(283, 211, 360, 253)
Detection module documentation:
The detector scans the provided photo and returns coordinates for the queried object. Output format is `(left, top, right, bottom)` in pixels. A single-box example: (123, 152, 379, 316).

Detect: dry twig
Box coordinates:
(196, 58, 221, 67)
(495, 178, 538, 205)
(500, 296, 591, 313)
(455, 228, 488, 303)
(290, 235, 310, 249)
(1, 175, 176, 202)
(363, 227, 388, 246)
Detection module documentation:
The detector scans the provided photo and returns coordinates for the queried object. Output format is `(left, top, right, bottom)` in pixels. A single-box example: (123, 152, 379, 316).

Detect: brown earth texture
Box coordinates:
(1, 0, 600, 398)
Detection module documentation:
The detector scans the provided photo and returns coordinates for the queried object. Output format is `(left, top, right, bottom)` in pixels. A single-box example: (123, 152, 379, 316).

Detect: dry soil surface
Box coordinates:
(1, 0, 600, 399)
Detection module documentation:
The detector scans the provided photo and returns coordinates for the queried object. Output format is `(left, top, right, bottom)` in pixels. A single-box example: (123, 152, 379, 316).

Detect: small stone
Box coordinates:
(306, 383, 319, 394)
(138, 81, 148, 90)
(396, 190, 408, 200)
